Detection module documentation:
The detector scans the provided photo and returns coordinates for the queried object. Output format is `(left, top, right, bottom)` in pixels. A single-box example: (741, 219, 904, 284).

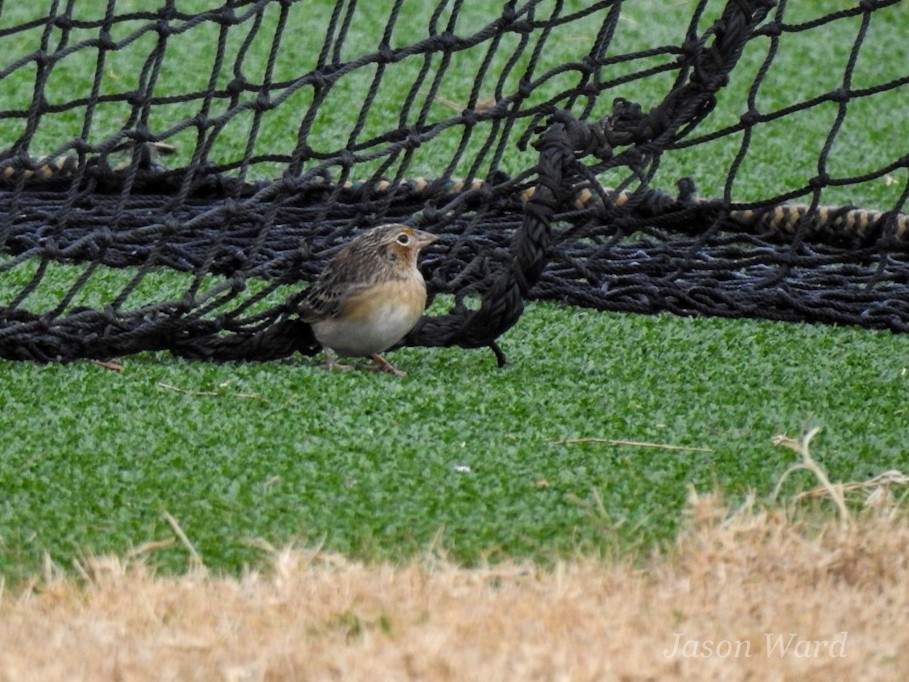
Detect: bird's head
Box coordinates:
(370, 224, 438, 269)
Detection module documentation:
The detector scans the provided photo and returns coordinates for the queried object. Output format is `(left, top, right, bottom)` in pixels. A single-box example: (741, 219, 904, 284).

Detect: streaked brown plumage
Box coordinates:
(299, 224, 438, 376)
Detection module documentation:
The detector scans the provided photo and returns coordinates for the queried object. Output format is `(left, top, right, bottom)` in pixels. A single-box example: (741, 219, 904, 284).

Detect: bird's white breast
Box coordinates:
(312, 274, 427, 357)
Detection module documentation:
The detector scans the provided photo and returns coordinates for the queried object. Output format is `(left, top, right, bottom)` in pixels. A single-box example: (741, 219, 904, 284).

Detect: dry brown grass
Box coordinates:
(1, 489, 907, 682)
(3, 432, 908, 681)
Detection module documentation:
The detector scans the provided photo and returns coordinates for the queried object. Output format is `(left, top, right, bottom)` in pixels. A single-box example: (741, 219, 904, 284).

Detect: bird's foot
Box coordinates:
(323, 353, 355, 373)
(369, 354, 407, 377)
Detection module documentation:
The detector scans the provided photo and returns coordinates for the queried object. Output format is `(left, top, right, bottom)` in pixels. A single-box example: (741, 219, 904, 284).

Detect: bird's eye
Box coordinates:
(396, 232, 411, 245)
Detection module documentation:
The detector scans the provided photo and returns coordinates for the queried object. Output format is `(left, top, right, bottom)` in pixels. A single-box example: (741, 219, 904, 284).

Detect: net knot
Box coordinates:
(154, 19, 176, 38)
(226, 77, 246, 95)
(676, 177, 698, 202)
(127, 91, 151, 107)
(254, 93, 273, 112)
(739, 108, 761, 126)
(830, 87, 850, 103)
(216, 6, 238, 25)
(377, 44, 395, 64)
(516, 77, 533, 99)
(156, 5, 177, 21)
(97, 29, 116, 51)
(809, 173, 830, 189)
(435, 32, 459, 50)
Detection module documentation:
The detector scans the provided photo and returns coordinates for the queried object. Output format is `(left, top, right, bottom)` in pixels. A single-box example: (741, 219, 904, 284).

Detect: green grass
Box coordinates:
(2, 305, 908, 580)
(2, 1, 909, 580)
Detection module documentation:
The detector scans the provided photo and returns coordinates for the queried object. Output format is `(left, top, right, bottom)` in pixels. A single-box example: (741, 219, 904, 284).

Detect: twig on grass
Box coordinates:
(551, 437, 714, 453)
(92, 359, 124, 372)
(125, 537, 177, 560)
(425, 92, 498, 113)
(794, 469, 909, 504)
(771, 429, 909, 525)
(162, 510, 205, 571)
(771, 427, 851, 526)
(157, 381, 266, 401)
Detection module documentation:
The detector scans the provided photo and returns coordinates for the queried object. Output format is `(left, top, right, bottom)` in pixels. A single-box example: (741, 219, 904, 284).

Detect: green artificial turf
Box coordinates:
(2, 1, 909, 580)
(2, 305, 908, 579)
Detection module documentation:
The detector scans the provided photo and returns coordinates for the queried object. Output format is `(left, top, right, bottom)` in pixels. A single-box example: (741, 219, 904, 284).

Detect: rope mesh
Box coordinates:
(1, 0, 907, 363)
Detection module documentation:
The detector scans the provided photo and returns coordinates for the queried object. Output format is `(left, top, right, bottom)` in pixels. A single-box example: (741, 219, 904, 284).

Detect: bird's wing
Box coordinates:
(298, 263, 373, 323)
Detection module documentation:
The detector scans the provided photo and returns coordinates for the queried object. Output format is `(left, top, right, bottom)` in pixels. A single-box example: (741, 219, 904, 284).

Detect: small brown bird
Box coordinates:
(299, 224, 438, 376)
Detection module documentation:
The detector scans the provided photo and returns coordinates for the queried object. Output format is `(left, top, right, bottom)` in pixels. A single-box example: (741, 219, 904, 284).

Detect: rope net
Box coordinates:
(1, 0, 907, 363)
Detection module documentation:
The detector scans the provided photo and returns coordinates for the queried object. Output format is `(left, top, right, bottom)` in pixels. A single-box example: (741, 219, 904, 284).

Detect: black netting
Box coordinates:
(1, 0, 907, 364)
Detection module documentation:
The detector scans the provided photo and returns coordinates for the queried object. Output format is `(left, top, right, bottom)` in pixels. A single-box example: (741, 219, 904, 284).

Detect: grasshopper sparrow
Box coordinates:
(299, 224, 438, 376)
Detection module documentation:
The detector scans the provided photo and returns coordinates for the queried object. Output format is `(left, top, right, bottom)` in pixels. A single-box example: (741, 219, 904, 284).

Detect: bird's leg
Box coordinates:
(369, 354, 407, 377)
(322, 349, 355, 373)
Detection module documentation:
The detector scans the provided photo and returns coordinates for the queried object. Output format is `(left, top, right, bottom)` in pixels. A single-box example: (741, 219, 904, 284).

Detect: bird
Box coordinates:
(298, 223, 438, 376)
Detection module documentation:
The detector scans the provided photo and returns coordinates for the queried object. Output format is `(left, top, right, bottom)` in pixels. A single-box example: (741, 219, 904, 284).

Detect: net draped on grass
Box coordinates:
(1, 0, 908, 363)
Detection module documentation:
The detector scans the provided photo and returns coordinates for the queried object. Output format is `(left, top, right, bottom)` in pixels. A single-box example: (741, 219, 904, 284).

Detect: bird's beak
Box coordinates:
(413, 230, 439, 248)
